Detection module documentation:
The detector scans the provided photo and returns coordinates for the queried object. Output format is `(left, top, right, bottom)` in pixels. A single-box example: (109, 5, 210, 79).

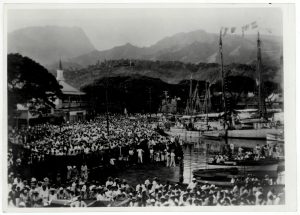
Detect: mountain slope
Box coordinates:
(8, 26, 96, 65)
(70, 43, 148, 67)
(8, 26, 282, 70)
(55, 59, 281, 90)
(63, 29, 282, 68)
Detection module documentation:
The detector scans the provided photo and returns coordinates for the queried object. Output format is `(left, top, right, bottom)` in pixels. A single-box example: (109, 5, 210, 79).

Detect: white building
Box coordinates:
(54, 61, 87, 122)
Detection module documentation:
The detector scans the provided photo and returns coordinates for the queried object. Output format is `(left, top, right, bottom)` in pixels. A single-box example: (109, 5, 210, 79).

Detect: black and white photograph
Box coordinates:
(2, 2, 297, 212)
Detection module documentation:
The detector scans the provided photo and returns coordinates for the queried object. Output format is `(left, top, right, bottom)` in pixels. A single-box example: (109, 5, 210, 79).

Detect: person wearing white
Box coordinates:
(187, 178, 197, 190)
(137, 148, 144, 164)
(169, 151, 176, 167)
(166, 150, 170, 167)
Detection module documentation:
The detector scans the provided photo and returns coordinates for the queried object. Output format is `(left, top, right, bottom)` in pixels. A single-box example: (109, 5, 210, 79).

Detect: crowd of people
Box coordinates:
(210, 142, 283, 164)
(7, 172, 285, 207)
(7, 115, 285, 208)
(8, 115, 183, 179)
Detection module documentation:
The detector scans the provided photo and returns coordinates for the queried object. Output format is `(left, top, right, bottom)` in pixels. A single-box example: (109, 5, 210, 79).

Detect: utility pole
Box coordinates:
(163, 90, 168, 113)
(149, 87, 152, 115)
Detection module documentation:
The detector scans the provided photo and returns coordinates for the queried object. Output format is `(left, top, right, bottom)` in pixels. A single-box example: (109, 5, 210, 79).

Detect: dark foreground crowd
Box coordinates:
(8, 173, 284, 207)
(7, 115, 285, 207)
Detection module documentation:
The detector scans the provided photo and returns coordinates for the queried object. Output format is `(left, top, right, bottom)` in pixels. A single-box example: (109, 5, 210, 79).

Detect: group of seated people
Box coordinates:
(7, 169, 285, 208)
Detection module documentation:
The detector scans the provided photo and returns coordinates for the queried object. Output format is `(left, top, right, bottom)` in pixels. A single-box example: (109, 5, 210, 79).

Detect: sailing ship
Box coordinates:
(203, 31, 283, 140)
(165, 77, 223, 141)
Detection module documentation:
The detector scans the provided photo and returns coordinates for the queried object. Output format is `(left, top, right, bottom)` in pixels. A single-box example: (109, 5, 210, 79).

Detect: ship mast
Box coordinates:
(219, 29, 227, 129)
(192, 81, 200, 114)
(257, 32, 266, 119)
(185, 74, 193, 115)
(205, 82, 209, 126)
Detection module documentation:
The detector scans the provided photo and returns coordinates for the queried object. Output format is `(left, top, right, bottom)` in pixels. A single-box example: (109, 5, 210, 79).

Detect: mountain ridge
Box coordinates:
(7, 26, 283, 78)
(54, 29, 282, 69)
(8, 26, 96, 65)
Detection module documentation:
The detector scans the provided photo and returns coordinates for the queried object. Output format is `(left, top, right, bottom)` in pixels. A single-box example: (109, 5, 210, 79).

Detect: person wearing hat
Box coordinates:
(31, 190, 41, 207)
(187, 178, 197, 190)
(20, 188, 30, 207)
(132, 196, 140, 207)
(43, 177, 49, 187)
(96, 188, 108, 201)
(105, 177, 114, 187)
(145, 198, 153, 207)
(39, 184, 49, 205)
(56, 187, 65, 200)
(18, 201, 26, 208)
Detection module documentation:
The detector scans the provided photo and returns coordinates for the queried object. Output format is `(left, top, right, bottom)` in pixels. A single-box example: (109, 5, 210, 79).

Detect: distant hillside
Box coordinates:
(52, 59, 282, 90)
(8, 26, 95, 65)
(57, 29, 282, 69)
(8, 25, 282, 70)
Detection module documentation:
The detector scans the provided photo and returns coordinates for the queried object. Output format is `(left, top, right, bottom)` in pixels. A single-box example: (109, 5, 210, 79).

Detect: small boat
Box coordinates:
(206, 158, 280, 172)
(193, 168, 242, 187)
(266, 132, 284, 142)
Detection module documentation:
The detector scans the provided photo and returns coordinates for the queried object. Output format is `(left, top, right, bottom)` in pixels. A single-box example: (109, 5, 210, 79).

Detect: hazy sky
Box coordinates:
(7, 6, 283, 50)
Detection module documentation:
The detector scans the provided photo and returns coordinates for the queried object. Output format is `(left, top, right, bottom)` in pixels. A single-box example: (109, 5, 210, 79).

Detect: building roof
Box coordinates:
(56, 61, 85, 96)
(58, 80, 85, 95)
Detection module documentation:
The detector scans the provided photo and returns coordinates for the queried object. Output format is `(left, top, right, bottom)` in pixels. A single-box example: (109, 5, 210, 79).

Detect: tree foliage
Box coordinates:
(8, 53, 62, 116)
(82, 73, 280, 114)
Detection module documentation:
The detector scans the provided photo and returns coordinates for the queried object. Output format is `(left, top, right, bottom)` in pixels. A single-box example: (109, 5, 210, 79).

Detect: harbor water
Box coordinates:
(181, 137, 285, 183)
(89, 137, 284, 185)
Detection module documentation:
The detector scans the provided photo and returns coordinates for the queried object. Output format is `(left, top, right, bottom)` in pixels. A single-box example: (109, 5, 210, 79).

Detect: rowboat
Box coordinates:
(193, 168, 241, 187)
(206, 159, 280, 172)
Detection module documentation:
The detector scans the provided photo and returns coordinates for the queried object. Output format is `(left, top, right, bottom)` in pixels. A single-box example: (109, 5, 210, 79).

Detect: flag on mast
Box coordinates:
(241, 26, 245, 37)
(245, 24, 249, 31)
(266, 28, 272, 33)
(223, 27, 228, 37)
(251, 21, 258, 29)
(219, 29, 223, 50)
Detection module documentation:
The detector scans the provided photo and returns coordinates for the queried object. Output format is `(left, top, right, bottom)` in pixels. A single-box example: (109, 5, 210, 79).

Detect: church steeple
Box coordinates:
(57, 59, 65, 81)
(59, 59, 63, 70)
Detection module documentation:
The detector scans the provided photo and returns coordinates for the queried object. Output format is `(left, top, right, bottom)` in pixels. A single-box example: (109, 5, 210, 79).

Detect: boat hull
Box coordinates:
(266, 133, 284, 142)
(202, 130, 225, 139)
(202, 128, 283, 140)
(167, 127, 284, 141)
(206, 163, 279, 172)
(227, 128, 283, 140)
(165, 128, 202, 141)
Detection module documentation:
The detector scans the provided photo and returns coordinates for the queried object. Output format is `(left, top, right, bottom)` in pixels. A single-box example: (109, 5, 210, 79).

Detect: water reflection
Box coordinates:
(182, 138, 284, 183)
